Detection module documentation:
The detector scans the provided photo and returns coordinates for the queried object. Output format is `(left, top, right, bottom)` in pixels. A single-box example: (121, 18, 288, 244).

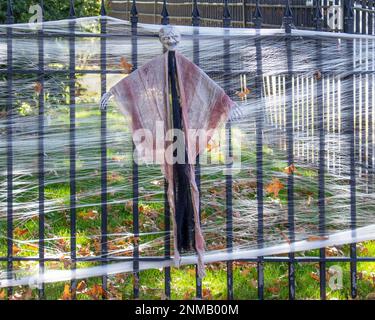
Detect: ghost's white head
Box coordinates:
(159, 25, 181, 51)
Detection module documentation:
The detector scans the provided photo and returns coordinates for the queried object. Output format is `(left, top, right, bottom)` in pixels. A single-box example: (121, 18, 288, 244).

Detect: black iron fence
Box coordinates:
(0, 0, 375, 300)
(109, 0, 375, 33)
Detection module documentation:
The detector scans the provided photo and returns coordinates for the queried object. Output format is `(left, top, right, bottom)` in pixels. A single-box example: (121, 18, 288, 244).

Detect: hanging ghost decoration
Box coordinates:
(101, 25, 237, 278)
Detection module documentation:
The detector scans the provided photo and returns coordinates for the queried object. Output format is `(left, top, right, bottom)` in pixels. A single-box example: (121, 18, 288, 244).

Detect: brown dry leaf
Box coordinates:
(366, 292, 375, 300)
(307, 235, 329, 242)
(183, 288, 194, 300)
(284, 164, 297, 175)
(310, 272, 320, 282)
(240, 269, 251, 277)
(265, 178, 284, 197)
(14, 227, 29, 237)
(34, 82, 43, 95)
(59, 255, 72, 269)
(314, 70, 322, 80)
(267, 286, 280, 294)
(0, 289, 5, 300)
(12, 244, 21, 255)
(87, 284, 107, 300)
(78, 245, 91, 257)
(202, 288, 213, 300)
(23, 288, 33, 300)
(76, 280, 87, 293)
(120, 57, 133, 74)
(61, 284, 72, 300)
(57, 238, 69, 251)
(78, 210, 98, 220)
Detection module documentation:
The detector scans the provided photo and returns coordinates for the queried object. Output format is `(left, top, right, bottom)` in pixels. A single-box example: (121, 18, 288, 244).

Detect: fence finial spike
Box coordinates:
(192, 0, 200, 27)
(253, 0, 263, 29)
(313, 0, 323, 30)
(223, 0, 231, 27)
(100, 0, 107, 16)
(283, 0, 294, 33)
(130, 0, 138, 27)
(6, 0, 14, 24)
(161, 0, 170, 25)
(69, 0, 76, 18)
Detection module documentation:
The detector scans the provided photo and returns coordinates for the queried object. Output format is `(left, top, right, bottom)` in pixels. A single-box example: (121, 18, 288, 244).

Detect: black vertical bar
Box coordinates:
(316, 36, 326, 300)
(68, 0, 77, 298)
(344, 0, 355, 33)
(160, 0, 171, 300)
(223, 0, 232, 27)
(100, 0, 108, 297)
(223, 4, 233, 300)
(284, 0, 295, 300)
(253, 0, 263, 29)
(347, 39, 358, 299)
(314, 0, 323, 31)
(283, 0, 294, 33)
(192, 11, 202, 298)
(192, 0, 200, 26)
(369, 0, 373, 35)
(161, 0, 170, 25)
(362, 0, 367, 34)
(37, 0, 45, 299)
(253, 2, 264, 300)
(6, 0, 14, 299)
(131, 1, 140, 299)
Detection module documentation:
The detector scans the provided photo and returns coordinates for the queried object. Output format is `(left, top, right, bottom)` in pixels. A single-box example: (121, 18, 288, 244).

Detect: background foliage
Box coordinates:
(0, 0, 104, 24)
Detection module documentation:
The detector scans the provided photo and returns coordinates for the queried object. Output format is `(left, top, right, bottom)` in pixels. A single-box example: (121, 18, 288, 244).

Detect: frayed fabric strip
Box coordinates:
(100, 91, 113, 110)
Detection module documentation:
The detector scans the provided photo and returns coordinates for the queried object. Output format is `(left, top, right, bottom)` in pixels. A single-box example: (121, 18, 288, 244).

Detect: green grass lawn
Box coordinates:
(0, 107, 374, 300)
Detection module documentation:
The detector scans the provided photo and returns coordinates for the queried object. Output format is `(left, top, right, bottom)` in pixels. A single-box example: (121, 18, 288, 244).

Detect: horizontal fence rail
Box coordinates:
(0, 0, 374, 301)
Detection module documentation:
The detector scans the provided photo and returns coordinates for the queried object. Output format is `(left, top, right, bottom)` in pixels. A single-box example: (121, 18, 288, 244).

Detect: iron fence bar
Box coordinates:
(5, 0, 14, 299)
(1, 255, 375, 263)
(284, 0, 296, 300)
(161, 0, 170, 25)
(344, 0, 355, 33)
(223, 1, 233, 300)
(369, 0, 373, 35)
(316, 36, 326, 301)
(100, 0, 108, 298)
(253, 0, 264, 301)
(314, 0, 323, 31)
(223, 0, 232, 27)
(68, 0, 77, 298)
(348, 38, 358, 299)
(37, 0, 46, 300)
(362, 0, 367, 33)
(192, 0, 201, 26)
(2, 68, 375, 77)
(192, 6, 203, 299)
(131, 1, 140, 299)
(159, 2, 172, 300)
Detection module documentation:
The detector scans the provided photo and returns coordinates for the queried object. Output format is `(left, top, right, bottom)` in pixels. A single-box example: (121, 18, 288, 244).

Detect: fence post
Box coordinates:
(283, 0, 294, 33)
(68, 0, 77, 299)
(5, 0, 14, 299)
(313, 0, 323, 30)
(37, 0, 46, 300)
(192, 0, 200, 26)
(254, 0, 264, 300)
(253, 0, 263, 28)
(192, 0, 202, 299)
(161, 0, 170, 25)
(99, 0, 109, 298)
(344, 0, 354, 33)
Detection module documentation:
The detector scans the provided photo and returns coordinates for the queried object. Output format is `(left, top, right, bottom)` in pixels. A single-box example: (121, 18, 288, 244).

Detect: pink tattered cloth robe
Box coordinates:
(108, 51, 235, 278)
